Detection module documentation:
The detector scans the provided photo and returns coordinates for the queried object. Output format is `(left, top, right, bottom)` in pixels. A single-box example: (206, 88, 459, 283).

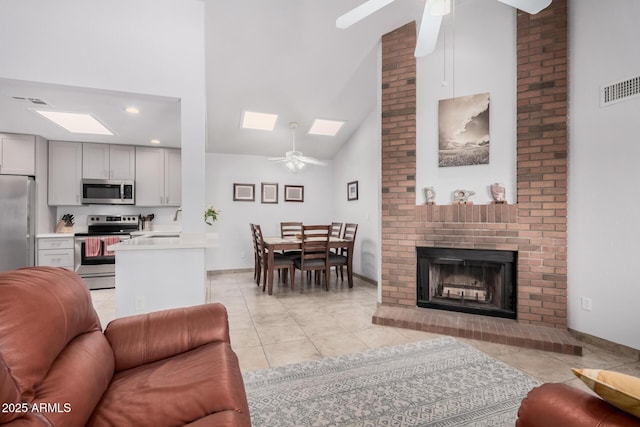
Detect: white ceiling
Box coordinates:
(0, 0, 423, 158)
(0, 78, 182, 148)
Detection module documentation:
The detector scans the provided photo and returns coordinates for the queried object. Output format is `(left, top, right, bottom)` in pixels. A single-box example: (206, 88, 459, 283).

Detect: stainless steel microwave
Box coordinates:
(82, 179, 135, 205)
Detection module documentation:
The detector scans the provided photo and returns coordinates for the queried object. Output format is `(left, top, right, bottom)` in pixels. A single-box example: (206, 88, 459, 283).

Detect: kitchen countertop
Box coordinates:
(108, 232, 218, 251)
(36, 233, 74, 238)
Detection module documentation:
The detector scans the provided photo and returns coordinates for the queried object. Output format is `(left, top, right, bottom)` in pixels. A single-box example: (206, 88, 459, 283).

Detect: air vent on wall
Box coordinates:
(601, 76, 640, 107)
(11, 96, 49, 105)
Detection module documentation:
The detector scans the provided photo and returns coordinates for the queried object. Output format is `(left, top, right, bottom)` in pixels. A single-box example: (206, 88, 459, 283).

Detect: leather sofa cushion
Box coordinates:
(0, 267, 106, 423)
(88, 341, 250, 426)
(33, 331, 114, 426)
(517, 383, 640, 427)
(104, 303, 231, 372)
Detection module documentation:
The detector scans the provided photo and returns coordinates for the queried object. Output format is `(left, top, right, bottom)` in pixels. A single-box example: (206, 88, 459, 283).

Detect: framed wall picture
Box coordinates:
(438, 92, 490, 167)
(284, 185, 304, 202)
(233, 183, 255, 201)
(347, 180, 358, 201)
(261, 182, 278, 204)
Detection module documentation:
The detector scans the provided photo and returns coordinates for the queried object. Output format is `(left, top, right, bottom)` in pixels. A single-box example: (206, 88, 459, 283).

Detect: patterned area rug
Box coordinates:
(243, 336, 540, 427)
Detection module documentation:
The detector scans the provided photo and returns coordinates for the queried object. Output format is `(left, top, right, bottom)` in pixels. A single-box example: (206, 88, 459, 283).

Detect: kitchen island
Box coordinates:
(108, 232, 217, 318)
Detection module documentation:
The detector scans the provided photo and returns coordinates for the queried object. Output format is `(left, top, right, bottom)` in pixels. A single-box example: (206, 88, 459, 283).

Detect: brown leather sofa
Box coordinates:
(516, 383, 640, 427)
(0, 267, 251, 426)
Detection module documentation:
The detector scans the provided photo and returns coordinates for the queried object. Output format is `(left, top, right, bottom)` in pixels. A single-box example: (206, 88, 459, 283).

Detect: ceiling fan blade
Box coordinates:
(414, 6, 442, 57)
(336, 0, 397, 29)
(268, 157, 287, 162)
(299, 156, 328, 166)
(495, 0, 552, 14)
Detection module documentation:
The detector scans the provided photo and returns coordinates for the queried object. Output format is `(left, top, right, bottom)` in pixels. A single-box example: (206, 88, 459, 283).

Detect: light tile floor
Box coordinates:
(91, 270, 640, 397)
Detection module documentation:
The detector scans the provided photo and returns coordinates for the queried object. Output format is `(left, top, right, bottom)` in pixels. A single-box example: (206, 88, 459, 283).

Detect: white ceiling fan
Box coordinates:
(336, 0, 552, 57)
(268, 122, 327, 172)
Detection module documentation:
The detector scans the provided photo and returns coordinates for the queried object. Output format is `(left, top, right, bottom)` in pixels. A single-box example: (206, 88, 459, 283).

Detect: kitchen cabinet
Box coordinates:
(48, 141, 82, 206)
(83, 143, 135, 180)
(0, 134, 35, 176)
(135, 147, 181, 206)
(36, 235, 74, 270)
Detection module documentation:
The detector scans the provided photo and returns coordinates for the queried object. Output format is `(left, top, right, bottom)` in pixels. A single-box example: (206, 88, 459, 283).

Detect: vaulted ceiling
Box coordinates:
(0, 0, 423, 158)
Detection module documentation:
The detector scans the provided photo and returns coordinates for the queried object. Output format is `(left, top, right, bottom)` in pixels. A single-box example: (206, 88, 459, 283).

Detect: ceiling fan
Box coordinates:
(336, 0, 552, 57)
(268, 122, 327, 172)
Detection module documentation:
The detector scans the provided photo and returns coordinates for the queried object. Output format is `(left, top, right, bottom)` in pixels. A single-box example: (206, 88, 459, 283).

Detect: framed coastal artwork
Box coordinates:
(438, 92, 490, 167)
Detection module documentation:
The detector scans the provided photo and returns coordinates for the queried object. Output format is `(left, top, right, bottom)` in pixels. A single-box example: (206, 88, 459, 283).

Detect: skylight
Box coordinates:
(35, 110, 113, 135)
(308, 119, 345, 136)
(241, 110, 278, 131)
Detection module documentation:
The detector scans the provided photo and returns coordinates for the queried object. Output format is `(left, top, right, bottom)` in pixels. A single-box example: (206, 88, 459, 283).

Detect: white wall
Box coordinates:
(205, 153, 334, 270)
(568, 0, 640, 349)
(0, 0, 206, 233)
(332, 109, 380, 281)
(416, 0, 517, 205)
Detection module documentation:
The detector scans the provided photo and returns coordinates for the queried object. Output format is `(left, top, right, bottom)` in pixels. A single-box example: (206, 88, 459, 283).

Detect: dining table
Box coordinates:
(262, 236, 354, 295)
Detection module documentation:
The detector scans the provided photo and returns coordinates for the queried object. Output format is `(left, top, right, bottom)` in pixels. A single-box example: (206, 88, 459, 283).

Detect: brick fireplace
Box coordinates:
(373, 1, 581, 354)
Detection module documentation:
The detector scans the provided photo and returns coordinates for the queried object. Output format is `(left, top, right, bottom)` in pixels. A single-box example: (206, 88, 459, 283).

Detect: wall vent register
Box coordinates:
(601, 75, 640, 106)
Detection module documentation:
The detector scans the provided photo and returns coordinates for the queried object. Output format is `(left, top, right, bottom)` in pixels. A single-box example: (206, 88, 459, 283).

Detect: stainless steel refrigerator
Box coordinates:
(0, 175, 35, 272)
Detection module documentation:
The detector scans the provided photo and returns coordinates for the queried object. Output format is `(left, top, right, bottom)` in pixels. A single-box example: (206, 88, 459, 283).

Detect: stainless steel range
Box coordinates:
(74, 215, 139, 290)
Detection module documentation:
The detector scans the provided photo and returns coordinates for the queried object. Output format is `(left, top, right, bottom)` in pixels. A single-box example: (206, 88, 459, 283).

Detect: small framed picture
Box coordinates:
(233, 183, 255, 201)
(347, 180, 358, 201)
(261, 182, 278, 204)
(284, 185, 304, 202)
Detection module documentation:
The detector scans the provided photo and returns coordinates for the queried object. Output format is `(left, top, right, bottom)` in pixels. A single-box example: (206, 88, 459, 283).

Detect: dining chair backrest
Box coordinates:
(281, 221, 302, 239)
(330, 222, 343, 239)
(341, 223, 358, 255)
(300, 225, 330, 261)
(249, 223, 258, 252)
(253, 224, 266, 263)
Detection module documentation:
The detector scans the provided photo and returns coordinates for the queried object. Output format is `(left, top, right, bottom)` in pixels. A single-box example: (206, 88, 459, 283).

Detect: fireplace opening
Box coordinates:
(417, 247, 517, 319)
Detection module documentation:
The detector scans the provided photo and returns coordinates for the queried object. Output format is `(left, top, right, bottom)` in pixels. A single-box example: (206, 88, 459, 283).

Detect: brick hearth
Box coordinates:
(376, 1, 577, 354)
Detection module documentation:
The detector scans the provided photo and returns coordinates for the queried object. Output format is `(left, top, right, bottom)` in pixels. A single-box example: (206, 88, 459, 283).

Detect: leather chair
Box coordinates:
(516, 383, 640, 427)
(0, 267, 251, 427)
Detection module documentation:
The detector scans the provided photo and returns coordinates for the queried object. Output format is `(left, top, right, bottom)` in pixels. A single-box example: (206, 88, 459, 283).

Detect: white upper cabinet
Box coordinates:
(135, 146, 181, 206)
(164, 148, 182, 206)
(82, 143, 135, 180)
(109, 145, 136, 179)
(0, 134, 35, 176)
(48, 141, 82, 206)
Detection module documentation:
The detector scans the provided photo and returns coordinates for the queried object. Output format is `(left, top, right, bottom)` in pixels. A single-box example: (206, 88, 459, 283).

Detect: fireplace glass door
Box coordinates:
(417, 247, 516, 319)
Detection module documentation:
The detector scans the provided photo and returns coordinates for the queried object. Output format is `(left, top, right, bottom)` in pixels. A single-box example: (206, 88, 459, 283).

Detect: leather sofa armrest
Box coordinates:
(516, 383, 640, 427)
(104, 303, 231, 372)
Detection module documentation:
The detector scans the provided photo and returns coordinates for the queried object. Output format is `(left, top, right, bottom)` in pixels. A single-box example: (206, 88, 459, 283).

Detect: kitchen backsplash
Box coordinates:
(54, 205, 180, 233)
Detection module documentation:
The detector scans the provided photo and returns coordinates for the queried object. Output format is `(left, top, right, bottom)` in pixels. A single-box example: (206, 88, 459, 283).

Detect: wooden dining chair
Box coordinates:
(330, 223, 358, 283)
(330, 222, 343, 239)
(280, 221, 303, 257)
(253, 224, 295, 295)
(293, 225, 331, 292)
(330, 222, 343, 277)
(249, 223, 261, 286)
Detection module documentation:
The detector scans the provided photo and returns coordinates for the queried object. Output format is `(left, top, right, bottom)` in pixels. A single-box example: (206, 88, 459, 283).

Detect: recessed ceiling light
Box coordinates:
(308, 119, 345, 136)
(241, 110, 278, 131)
(150, 139, 161, 144)
(125, 106, 140, 114)
(34, 110, 113, 135)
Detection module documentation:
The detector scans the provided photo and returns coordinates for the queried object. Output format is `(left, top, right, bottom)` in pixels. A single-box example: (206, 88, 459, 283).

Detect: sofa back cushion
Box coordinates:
(0, 267, 114, 424)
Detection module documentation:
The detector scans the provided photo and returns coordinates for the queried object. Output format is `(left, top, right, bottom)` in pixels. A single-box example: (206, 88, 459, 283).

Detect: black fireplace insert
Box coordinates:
(416, 247, 517, 319)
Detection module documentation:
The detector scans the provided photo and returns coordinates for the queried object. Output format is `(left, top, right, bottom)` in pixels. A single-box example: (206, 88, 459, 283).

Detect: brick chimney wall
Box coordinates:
(380, 1, 568, 328)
